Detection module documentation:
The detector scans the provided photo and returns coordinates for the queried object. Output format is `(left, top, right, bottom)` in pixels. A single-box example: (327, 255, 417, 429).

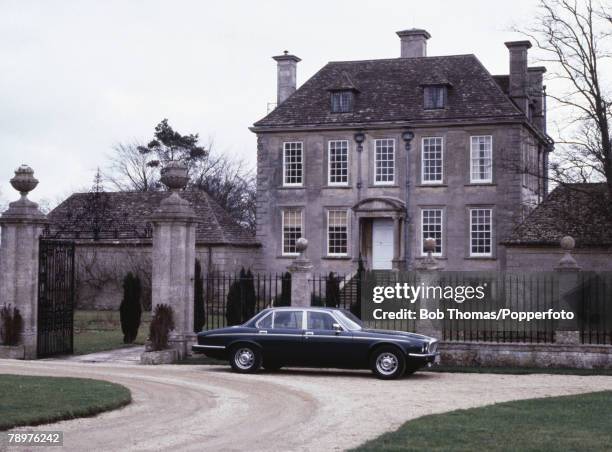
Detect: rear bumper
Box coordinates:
(192, 344, 226, 353)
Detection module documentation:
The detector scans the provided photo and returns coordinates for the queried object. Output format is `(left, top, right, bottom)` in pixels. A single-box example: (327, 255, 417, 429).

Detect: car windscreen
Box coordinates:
(338, 310, 363, 330)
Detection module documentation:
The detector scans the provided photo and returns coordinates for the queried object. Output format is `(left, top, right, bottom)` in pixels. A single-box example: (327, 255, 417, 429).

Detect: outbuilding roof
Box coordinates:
(47, 190, 258, 246)
(504, 183, 612, 247)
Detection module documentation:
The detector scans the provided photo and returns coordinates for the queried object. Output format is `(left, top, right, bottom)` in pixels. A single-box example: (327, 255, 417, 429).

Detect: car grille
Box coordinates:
(428, 341, 438, 354)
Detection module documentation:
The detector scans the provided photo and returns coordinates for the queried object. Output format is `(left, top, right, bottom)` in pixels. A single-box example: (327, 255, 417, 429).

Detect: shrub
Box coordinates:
(119, 272, 142, 344)
(226, 270, 244, 326)
(275, 272, 292, 307)
(193, 259, 205, 333)
(242, 269, 256, 320)
(325, 272, 341, 308)
(149, 304, 175, 351)
(0, 305, 23, 346)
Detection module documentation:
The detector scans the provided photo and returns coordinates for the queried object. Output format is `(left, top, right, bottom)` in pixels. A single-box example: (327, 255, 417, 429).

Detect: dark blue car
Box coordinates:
(193, 307, 438, 379)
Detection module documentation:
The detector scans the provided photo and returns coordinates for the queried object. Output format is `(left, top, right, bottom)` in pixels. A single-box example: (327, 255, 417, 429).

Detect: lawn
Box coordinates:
(73, 310, 151, 355)
(0, 374, 131, 430)
(353, 391, 612, 451)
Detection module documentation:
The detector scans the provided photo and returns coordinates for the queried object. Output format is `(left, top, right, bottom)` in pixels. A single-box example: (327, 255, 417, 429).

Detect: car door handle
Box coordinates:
(304, 331, 314, 336)
(258, 330, 268, 334)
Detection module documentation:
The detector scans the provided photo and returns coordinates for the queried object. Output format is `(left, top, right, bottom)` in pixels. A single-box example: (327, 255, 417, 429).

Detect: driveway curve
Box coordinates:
(2, 359, 612, 451)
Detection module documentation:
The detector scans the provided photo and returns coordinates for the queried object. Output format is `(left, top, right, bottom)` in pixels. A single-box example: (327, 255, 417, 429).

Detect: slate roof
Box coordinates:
(47, 191, 258, 246)
(504, 183, 612, 247)
(253, 55, 523, 129)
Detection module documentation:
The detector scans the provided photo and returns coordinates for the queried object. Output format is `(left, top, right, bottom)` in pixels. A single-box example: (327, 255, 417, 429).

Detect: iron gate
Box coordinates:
(37, 239, 75, 358)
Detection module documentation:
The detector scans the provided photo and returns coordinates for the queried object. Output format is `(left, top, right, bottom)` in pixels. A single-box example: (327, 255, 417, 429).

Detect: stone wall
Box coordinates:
(440, 341, 612, 369)
(74, 241, 260, 310)
(505, 246, 612, 271)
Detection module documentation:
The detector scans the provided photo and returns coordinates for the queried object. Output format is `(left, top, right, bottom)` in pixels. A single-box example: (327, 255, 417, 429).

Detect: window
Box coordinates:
(331, 91, 353, 113)
(424, 86, 446, 109)
(307, 311, 337, 330)
(470, 136, 493, 183)
(421, 209, 443, 256)
(273, 310, 303, 329)
(374, 139, 395, 185)
(470, 208, 493, 257)
(328, 140, 349, 185)
(282, 209, 302, 255)
(283, 142, 303, 186)
(327, 210, 349, 256)
(422, 137, 443, 183)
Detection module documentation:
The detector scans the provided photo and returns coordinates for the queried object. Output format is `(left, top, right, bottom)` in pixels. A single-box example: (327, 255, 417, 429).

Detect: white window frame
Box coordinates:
(470, 136, 493, 183)
(469, 208, 493, 257)
(328, 140, 349, 186)
(421, 137, 444, 184)
(282, 141, 304, 187)
(281, 209, 303, 256)
(421, 209, 443, 257)
(327, 209, 349, 257)
(374, 138, 395, 185)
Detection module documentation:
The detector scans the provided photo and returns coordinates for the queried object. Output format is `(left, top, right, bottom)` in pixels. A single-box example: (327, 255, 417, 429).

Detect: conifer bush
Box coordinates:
(119, 272, 142, 343)
(0, 304, 23, 346)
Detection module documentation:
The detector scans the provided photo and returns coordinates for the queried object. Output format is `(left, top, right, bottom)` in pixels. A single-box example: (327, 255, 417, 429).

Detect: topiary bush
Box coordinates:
(242, 269, 256, 321)
(0, 305, 23, 346)
(193, 259, 205, 333)
(119, 272, 142, 344)
(149, 304, 175, 351)
(325, 272, 341, 308)
(226, 275, 243, 326)
(275, 272, 292, 307)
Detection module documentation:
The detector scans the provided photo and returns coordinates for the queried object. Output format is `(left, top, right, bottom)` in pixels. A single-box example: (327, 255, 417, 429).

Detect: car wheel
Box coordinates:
(229, 345, 262, 373)
(370, 346, 406, 380)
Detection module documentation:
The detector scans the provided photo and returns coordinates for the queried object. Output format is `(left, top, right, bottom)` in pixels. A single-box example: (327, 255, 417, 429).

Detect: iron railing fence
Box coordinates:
(580, 272, 612, 345)
(309, 271, 418, 333)
(200, 272, 289, 330)
(439, 272, 559, 343)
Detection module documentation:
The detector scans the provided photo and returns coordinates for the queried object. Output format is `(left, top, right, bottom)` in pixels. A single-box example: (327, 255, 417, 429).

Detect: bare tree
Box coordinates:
(518, 0, 612, 197)
(105, 133, 256, 232)
(104, 142, 160, 192)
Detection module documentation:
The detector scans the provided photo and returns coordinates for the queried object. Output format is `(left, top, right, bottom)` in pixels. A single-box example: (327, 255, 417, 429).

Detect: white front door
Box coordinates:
(372, 219, 394, 270)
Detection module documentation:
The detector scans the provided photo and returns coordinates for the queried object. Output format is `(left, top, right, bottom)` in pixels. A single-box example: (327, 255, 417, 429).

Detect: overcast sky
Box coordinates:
(0, 0, 540, 206)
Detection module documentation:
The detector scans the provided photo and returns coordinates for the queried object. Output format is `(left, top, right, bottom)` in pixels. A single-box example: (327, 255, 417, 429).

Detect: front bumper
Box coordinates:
(408, 352, 440, 364)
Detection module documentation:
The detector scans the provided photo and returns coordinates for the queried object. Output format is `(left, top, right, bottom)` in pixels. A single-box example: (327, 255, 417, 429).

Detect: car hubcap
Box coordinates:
(235, 348, 255, 369)
(376, 353, 398, 375)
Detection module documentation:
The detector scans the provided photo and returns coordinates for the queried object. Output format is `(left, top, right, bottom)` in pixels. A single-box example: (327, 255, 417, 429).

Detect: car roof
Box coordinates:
(263, 307, 344, 312)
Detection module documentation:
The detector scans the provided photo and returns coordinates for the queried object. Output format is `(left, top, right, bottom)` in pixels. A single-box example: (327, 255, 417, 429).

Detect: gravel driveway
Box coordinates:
(3, 359, 612, 451)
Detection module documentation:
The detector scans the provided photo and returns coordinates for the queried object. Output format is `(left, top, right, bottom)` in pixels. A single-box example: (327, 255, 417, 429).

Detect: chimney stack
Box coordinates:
(505, 40, 532, 115)
(396, 29, 431, 58)
(272, 51, 301, 105)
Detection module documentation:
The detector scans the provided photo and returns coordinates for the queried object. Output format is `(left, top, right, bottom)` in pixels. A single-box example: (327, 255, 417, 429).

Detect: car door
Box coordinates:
(255, 310, 305, 365)
(302, 311, 355, 368)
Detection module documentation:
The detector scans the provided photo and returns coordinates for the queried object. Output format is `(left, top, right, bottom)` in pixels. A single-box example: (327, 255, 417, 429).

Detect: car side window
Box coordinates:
(307, 312, 336, 331)
(273, 311, 303, 329)
(256, 312, 273, 329)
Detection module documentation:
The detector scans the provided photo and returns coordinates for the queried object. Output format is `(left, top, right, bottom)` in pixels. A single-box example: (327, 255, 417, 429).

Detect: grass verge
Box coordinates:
(73, 310, 150, 355)
(353, 391, 612, 452)
(425, 365, 612, 376)
(0, 374, 131, 431)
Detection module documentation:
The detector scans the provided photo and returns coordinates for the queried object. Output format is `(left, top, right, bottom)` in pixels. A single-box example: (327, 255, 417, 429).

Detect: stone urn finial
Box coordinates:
(556, 235, 580, 271)
(415, 237, 440, 271)
(10, 165, 39, 199)
(289, 237, 312, 271)
(160, 161, 189, 192)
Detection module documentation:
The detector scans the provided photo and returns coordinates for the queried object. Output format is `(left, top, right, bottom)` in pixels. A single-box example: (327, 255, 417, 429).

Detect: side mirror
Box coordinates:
(332, 323, 343, 333)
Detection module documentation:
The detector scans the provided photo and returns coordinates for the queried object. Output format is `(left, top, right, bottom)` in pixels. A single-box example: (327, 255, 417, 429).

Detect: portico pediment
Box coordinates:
(352, 197, 406, 214)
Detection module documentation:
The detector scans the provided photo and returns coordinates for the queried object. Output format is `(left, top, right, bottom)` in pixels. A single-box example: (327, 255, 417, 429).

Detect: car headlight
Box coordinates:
(427, 340, 438, 354)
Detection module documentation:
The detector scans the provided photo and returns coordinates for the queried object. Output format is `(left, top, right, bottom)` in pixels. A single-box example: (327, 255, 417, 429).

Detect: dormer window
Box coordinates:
(331, 91, 353, 113)
(424, 85, 446, 109)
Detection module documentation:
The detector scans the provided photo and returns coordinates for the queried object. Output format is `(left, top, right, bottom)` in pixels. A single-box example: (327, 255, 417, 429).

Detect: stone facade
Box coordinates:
(252, 30, 550, 275)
